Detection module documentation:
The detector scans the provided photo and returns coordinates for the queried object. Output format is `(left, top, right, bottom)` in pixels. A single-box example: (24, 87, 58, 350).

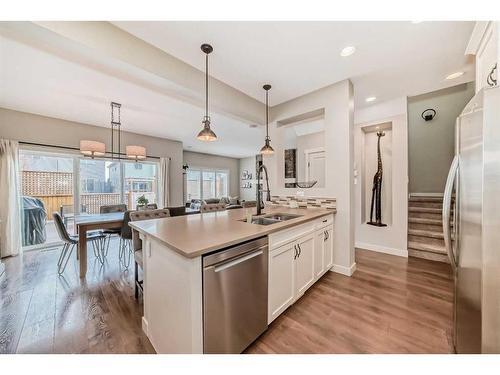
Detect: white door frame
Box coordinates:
(304, 147, 325, 181)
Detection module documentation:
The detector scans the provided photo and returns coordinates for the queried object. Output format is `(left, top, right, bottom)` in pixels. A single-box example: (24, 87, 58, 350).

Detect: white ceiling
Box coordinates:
(0, 35, 264, 158)
(0, 21, 476, 160)
(113, 21, 475, 107)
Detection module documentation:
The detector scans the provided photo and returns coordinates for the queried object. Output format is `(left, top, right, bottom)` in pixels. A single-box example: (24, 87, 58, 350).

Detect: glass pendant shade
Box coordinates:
(260, 137, 275, 155)
(197, 118, 217, 142)
(126, 145, 147, 160)
(80, 140, 105, 157)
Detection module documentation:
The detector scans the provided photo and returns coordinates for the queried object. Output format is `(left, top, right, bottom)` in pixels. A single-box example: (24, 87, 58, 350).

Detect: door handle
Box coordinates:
(293, 245, 298, 260)
(324, 230, 327, 241)
(443, 155, 459, 272)
(214, 250, 263, 273)
(297, 244, 301, 258)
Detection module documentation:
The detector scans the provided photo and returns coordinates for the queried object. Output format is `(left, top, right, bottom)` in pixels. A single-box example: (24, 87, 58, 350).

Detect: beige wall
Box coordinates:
(408, 82, 474, 193)
(267, 79, 355, 275)
(183, 151, 240, 198)
(0, 108, 185, 205)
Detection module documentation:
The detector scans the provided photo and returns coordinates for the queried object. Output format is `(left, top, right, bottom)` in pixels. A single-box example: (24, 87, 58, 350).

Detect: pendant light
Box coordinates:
(260, 84, 274, 155)
(197, 43, 217, 142)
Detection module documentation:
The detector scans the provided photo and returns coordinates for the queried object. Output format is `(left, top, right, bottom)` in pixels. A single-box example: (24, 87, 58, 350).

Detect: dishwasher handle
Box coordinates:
(214, 249, 264, 273)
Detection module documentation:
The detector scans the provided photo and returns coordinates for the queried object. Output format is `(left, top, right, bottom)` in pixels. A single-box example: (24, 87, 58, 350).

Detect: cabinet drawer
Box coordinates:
(315, 214, 334, 229)
(269, 221, 316, 249)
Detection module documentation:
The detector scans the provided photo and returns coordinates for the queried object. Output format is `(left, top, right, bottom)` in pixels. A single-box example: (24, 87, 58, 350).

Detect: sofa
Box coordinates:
(186, 197, 255, 211)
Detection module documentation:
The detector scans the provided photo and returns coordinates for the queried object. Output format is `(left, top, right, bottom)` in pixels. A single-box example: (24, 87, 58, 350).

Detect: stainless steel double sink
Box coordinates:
(240, 212, 303, 226)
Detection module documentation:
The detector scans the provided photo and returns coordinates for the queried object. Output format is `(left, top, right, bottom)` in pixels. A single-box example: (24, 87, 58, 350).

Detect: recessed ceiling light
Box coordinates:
(366, 96, 376, 102)
(446, 71, 464, 80)
(340, 46, 356, 57)
(411, 21, 423, 24)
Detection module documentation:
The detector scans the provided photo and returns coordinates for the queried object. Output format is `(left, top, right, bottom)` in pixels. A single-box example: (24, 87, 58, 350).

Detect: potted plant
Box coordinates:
(136, 195, 149, 210)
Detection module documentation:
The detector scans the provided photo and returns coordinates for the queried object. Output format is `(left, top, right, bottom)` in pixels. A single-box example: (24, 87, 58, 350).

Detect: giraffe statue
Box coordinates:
(368, 131, 387, 227)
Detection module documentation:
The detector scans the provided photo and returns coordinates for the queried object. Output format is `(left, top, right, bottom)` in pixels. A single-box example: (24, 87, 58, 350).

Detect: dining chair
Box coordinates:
(118, 210, 133, 268)
(130, 208, 170, 299)
(99, 204, 127, 257)
(52, 212, 106, 274)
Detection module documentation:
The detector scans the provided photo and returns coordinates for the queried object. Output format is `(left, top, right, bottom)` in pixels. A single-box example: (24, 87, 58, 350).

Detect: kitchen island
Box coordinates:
(130, 206, 336, 354)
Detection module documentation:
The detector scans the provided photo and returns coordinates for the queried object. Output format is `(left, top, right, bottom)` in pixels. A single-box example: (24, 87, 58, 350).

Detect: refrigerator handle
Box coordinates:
(443, 155, 459, 272)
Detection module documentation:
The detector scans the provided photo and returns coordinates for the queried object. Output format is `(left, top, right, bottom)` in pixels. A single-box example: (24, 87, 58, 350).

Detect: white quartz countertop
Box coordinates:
(129, 206, 335, 258)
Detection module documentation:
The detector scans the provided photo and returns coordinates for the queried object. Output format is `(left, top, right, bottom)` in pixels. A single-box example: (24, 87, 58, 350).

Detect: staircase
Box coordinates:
(408, 195, 450, 263)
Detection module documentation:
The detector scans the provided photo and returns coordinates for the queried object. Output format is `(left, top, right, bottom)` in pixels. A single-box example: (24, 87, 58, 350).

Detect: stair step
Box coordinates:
(408, 249, 450, 263)
(409, 201, 443, 209)
(408, 228, 444, 239)
(408, 234, 445, 247)
(409, 217, 443, 226)
(408, 211, 443, 220)
(409, 207, 443, 214)
(409, 196, 443, 202)
(408, 240, 447, 254)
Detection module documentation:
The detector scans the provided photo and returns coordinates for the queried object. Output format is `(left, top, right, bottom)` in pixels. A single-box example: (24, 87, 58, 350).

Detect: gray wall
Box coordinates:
(239, 156, 257, 201)
(408, 82, 474, 193)
(0, 108, 185, 205)
(183, 151, 240, 197)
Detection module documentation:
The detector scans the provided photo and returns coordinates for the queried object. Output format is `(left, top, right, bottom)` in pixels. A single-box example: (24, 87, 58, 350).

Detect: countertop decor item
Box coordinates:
(260, 84, 274, 154)
(295, 181, 317, 189)
(197, 44, 217, 142)
(367, 131, 387, 227)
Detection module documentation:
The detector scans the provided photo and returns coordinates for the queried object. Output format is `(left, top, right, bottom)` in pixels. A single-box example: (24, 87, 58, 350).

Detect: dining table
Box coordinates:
(74, 212, 124, 278)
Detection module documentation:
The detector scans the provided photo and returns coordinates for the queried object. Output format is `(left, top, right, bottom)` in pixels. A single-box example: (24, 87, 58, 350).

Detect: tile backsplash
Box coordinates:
(269, 195, 336, 210)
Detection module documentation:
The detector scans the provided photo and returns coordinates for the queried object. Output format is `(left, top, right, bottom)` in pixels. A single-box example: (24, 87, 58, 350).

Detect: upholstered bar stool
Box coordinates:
(200, 202, 227, 213)
(130, 208, 170, 299)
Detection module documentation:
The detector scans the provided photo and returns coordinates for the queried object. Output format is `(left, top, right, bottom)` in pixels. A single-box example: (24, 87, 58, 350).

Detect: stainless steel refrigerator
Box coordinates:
(443, 86, 500, 354)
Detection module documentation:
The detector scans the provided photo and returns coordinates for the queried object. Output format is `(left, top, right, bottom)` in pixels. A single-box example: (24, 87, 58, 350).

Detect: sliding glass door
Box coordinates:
(78, 159, 121, 214)
(123, 161, 157, 209)
(19, 148, 159, 250)
(19, 150, 75, 250)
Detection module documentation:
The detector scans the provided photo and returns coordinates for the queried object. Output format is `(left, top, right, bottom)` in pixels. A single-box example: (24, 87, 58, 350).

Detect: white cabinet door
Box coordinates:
(314, 229, 325, 279)
(294, 233, 315, 297)
(268, 242, 296, 323)
(324, 225, 334, 270)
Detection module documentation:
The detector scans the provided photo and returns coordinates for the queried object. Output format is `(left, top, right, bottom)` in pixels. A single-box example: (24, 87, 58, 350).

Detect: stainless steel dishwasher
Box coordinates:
(203, 236, 268, 354)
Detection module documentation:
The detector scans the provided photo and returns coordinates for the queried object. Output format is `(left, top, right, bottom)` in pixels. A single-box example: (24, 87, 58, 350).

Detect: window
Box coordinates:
(123, 162, 157, 209)
(186, 169, 201, 200)
(186, 168, 229, 202)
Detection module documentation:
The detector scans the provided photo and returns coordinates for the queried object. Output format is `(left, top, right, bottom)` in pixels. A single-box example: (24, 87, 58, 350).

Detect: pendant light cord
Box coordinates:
(205, 52, 209, 120)
(266, 90, 269, 138)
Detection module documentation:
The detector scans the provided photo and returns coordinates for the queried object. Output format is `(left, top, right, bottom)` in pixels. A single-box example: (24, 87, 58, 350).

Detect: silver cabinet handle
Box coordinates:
(297, 244, 301, 257)
(214, 250, 263, 273)
(293, 244, 298, 260)
(324, 230, 327, 241)
(443, 155, 459, 272)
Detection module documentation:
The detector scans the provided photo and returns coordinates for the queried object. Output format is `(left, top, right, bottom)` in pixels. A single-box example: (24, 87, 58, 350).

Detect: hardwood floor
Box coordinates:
(0, 240, 154, 354)
(246, 249, 454, 354)
(1, 244, 453, 354)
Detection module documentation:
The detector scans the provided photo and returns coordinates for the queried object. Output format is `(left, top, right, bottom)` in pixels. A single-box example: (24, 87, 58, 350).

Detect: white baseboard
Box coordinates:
(356, 242, 408, 258)
(331, 262, 357, 276)
(409, 193, 444, 197)
(142, 316, 149, 336)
